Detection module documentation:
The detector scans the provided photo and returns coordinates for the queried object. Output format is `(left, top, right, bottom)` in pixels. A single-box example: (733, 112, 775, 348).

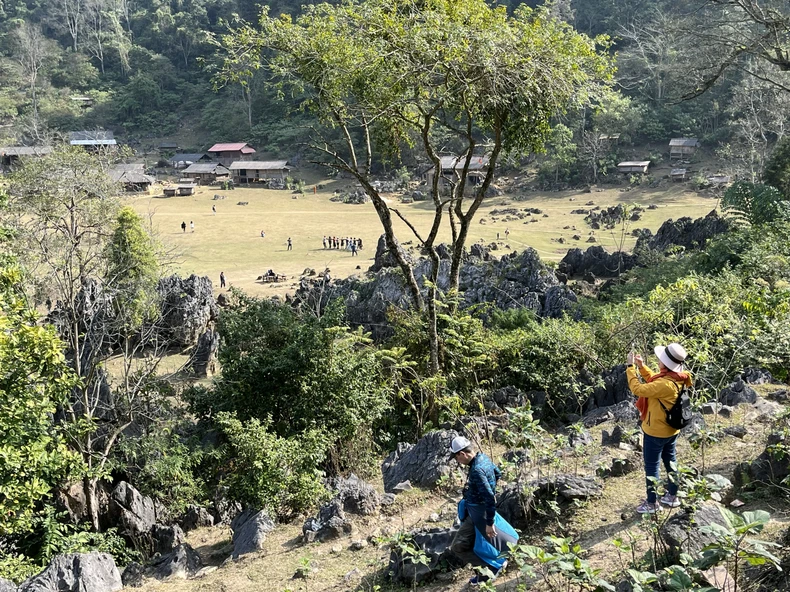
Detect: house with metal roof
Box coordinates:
(0, 146, 52, 170)
(421, 154, 490, 190)
(168, 153, 212, 169)
(69, 130, 117, 151)
(669, 138, 700, 160)
(617, 161, 651, 174)
(207, 142, 256, 166)
(182, 163, 231, 185)
(229, 160, 290, 184)
(109, 164, 155, 192)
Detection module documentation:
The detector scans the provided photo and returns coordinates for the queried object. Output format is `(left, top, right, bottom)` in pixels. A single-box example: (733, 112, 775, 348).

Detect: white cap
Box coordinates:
(655, 343, 687, 373)
(450, 435, 472, 454)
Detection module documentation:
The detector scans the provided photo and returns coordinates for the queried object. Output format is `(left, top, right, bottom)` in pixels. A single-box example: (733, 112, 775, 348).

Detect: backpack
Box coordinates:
(658, 383, 692, 430)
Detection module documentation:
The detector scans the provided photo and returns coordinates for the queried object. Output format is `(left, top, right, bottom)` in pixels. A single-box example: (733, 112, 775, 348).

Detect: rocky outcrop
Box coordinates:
(583, 399, 640, 427)
(108, 482, 157, 543)
(370, 235, 414, 273)
(231, 509, 276, 559)
(381, 430, 459, 493)
(181, 505, 214, 532)
(302, 498, 352, 543)
(661, 502, 729, 560)
(558, 246, 637, 278)
(157, 274, 217, 347)
(150, 524, 185, 555)
(736, 432, 790, 487)
(587, 364, 632, 409)
(148, 544, 202, 580)
(497, 474, 602, 530)
(387, 527, 461, 584)
(0, 579, 16, 592)
(192, 330, 219, 378)
(332, 474, 381, 516)
(635, 210, 729, 253)
(718, 376, 758, 406)
(293, 247, 577, 340)
(19, 552, 122, 592)
(120, 563, 144, 588)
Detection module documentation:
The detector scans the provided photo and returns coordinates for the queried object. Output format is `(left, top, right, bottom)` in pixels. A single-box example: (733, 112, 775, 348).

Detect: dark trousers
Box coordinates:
(643, 432, 678, 503)
(450, 517, 483, 567)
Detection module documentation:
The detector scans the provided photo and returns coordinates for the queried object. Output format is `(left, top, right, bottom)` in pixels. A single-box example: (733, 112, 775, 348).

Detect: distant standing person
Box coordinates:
(358, 238, 363, 249)
(261, 230, 266, 238)
(287, 237, 292, 251)
(505, 227, 510, 238)
(190, 221, 194, 233)
(351, 242, 357, 256)
(220, 271, 226, 288)
(323, 236, 328, 249)
(181, 221, 186, 233)
(212, 204, 217, 215)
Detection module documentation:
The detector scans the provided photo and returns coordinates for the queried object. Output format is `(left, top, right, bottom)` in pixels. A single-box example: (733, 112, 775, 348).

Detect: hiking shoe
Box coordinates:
(636, 500, 661, 514)
(469, 574, 490, 586)
(660, 493, 681, 508)
(495, 559, 508, 577)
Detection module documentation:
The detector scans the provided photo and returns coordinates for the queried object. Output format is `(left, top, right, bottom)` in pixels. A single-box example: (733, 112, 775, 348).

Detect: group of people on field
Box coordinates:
(323, 236, 362, 255)
(446, 340, 691, 585)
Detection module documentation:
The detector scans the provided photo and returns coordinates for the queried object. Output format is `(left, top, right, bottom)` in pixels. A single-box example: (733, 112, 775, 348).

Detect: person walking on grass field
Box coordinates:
(287, 237, 292, 251)
(181, 221, 186, 233)
(190, 220, 194, 233)
(449, 436, 518, 586)
(626, 342, 692, 514)
(219, 271, 226, 288)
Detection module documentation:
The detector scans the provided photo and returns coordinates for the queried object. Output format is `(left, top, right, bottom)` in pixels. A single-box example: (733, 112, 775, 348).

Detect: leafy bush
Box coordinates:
(722, 181, 790, 226)
(215, 413, 329, 519)
(186, 297, 390, 472)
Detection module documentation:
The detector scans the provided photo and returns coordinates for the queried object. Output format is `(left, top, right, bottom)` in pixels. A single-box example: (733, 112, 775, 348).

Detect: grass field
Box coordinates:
(130, 164, 719, 297)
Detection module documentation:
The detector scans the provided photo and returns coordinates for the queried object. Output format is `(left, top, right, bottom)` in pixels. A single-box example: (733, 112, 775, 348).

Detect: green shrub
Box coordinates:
(215, 413, 330, 519)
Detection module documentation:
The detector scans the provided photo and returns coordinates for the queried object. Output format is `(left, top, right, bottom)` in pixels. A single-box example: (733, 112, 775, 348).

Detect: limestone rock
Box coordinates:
(558, 246, 637, 278)
(387, 527, 461, 584)
(150, 524, 185, 555)
(333, 474, 380, 516)
(718, 376, 757, 406)
(181, 505, 215, 532)
(583, 400, 639, 427)
(157, 274, 218, 347)
(661, 502, 729, 560)
(19, 552, 122, 592)
(231, 509, 276, 558)
(635, 210, 729, 253)
(120, 563, 144, 588)
(192, 330, 219, 378)
(108, 482, 157, 542)
(0, 579, 16, 592)
(381, 430, 458, 493)
(149, 544, 202, 580)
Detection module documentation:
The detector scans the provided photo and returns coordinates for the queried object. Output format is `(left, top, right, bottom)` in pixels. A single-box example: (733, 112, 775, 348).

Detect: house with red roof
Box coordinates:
(207, 142, 256, 166)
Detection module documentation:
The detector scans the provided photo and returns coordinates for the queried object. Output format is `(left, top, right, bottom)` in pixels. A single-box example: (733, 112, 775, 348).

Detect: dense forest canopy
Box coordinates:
(0, 0, 788, 177)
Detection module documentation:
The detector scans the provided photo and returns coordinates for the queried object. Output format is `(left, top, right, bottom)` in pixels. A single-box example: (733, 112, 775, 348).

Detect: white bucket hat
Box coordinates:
(654, 342, 687, 373)
(450, 435, 471, 455)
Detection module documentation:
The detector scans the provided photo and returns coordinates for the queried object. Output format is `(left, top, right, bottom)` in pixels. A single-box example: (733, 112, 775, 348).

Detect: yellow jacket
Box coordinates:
(626, 365, 693, 438)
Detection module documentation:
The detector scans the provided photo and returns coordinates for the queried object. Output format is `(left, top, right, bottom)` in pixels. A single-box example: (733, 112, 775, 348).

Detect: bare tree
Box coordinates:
(56, 0, 85, 52)
(10, 23, 54, 124)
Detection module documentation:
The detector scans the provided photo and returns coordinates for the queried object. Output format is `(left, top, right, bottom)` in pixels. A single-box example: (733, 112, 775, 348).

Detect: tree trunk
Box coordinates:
(84, 475, 101, 531)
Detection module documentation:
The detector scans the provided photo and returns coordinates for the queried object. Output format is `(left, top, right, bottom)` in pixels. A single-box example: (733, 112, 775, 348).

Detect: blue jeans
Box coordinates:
(642, 432, 678, 503)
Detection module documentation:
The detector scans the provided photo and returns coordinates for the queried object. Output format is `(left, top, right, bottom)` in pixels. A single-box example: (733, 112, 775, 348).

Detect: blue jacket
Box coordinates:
(463, 452, 501, 526)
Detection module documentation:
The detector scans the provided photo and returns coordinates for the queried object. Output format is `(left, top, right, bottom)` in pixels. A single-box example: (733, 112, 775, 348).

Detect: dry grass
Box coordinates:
(130, 161, 717, 299)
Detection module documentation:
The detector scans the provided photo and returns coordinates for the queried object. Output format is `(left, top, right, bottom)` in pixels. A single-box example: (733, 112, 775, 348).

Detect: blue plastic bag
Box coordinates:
(458, 499, 519, 570)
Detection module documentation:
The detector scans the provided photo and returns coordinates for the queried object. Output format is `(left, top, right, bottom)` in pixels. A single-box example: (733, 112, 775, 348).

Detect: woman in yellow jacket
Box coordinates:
(626, 343, 692, 514)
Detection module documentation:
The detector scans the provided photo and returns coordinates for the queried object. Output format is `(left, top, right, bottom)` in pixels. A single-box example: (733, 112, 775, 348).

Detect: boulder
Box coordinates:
(157, 274, 218, 347)
(150, 524, 185, 555)
(19, 552, 122, 592)
(742, 367, 776, 385)
(192, 329, 219, 378)
(212, 491, 242, 526)
(57, 481, 111, 526)
(387, 527, 461, 584)
(333, 474, 380, 516)
(718, 376, 758, 406)
(231, 509, 276, 558)
(661, 502, 729, 560)
(381, 430, 458, 492)
(120, 563, 144, 588)
(108, 482, 157, 542)
(370, 234, 412, 273)
(588, 365, 632, 409)
(148, 544, 202, 580)
(736, 432, 790, 486)
(607, 451, 642, 477)
(0, 580, 16, 592)
(583, 400, 639, 427)
(181, 505, 215, 532)
(302, 498, 352, 543)
(559, 246, 636, 278)
(565, 427, 593, 448)
(636, 210, 729, 253)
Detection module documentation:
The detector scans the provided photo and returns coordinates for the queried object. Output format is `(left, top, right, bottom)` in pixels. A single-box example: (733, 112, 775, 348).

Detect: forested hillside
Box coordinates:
(1, 0, 789, 179)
